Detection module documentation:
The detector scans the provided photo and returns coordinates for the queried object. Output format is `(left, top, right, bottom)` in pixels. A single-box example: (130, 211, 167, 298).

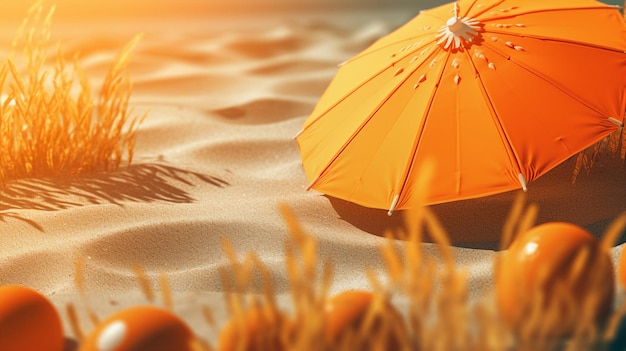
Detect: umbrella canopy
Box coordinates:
(296, 0, 626, 214)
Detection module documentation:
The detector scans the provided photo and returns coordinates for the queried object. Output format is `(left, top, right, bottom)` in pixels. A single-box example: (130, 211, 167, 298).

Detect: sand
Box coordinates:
(0, 2, 624, 348)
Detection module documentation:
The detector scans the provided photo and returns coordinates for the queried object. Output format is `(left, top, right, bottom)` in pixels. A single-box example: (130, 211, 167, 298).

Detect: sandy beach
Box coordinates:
(0, 1, 624, 348)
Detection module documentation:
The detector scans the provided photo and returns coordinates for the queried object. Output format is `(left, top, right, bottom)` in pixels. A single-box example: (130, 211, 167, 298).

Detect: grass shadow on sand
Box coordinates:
(0, 163, 229, 231)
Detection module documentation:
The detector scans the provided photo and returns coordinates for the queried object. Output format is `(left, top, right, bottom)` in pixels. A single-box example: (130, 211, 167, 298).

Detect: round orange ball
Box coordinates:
(0, 285, 65, 351)
(79, 305, 194, 351)
(496, 222, 614, 337)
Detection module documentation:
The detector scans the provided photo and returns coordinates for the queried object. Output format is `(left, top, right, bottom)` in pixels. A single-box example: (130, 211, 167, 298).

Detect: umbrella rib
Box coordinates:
(346, 32, 436, 65)
(389, 49, 452, 214)
(485, 29, 626, 53)
(468, 0, 507, 19)
(346, 55, 446, 204)
(306, 48, 445, 200)
(477, 5, 621, 23)
(461, 0, 494, 19)
(299, 38, 437, 135)
(480, 39, 621, 119)
(461, 48, 525, 187)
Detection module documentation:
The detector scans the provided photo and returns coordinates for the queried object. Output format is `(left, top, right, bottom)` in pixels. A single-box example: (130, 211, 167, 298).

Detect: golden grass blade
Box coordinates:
(566, 246, 590, 287)
(278, 202, 308, 245)
(599, 211, 626, 251)
(366, 268, 385, 294)
(65, 303, 85, 342)
(301, 237, 318, 285)
(132, 264, 155, 303)
(572, 153, 586, 184)
(73, 257, 100, 325)
(619, 127, 626, 160)
(359, 295, 384, 339)
(380, 239, 403, 283)
(422, 207, 454, 269)
(319, 260, 334, 302)
(604, 303, 626, 342)
(159, 271, 173, 310)
(221, 238, 254, 291)
(284, 242, 306, 313)
(411, 158, 436, 210)
(500, 191, 526, 250)
(250, 254, 277, 311)
(190, 338, 213, 351)
(516, 203, 538, 238)
(221, 238, 239, 271)
(219, 267, 237, 317)
(202, 305, 217, 330)
(74, 257, 86, 299)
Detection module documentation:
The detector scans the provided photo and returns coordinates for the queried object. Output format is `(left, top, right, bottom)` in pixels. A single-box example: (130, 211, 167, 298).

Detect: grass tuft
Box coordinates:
(572, 127, 625, 183)
(0, 3, 144, 185)
(208, 202, 625, 351)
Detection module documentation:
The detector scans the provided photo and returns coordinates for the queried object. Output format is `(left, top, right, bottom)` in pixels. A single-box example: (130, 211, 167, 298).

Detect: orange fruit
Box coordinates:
(324, 290, 406, 350)
(79, 305, 194, 351)
(0, 285, 65, 351)
(496, 222, 614, 337)
(217, 306, 289, 351)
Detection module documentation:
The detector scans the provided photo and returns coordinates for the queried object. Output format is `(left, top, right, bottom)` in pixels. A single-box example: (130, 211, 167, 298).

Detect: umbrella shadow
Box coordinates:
(329, 159, 626, 251)
(328, 195, 506, 250)
(0, 163, 229, 231)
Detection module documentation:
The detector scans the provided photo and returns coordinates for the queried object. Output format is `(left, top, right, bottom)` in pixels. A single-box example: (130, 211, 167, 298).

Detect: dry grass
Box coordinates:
(572, 0, 625, 182)
(203, 163, 626, 351)
(202, 202, 624, 351)
(67, 193, 625, 350)
(572, 127, 625, 183)
(0, 3, 144, 185)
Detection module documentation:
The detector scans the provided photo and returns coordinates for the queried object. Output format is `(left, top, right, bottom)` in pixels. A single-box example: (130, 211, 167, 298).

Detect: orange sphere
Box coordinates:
(79, 305, 194, 351)
(496, 222, 614, 337)
(0, 285, 65, 351)
(217, 306, 289, 351)
(324, 290, 406, 350)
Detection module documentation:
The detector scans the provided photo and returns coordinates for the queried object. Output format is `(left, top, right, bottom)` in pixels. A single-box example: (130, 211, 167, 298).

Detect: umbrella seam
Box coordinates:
(347, 52, 447, 202)
(475, 6, 621, 23)
(308, 46, 445, 204)
(484, 29, 626, 53)
(461, 48, 525, 184)
(479, 38, 622, 119)
(393, 49, 453, 210)
(461, 0, 489, 20)
(466, 0, 507, 20)
(346, 32, 436, 65)
(299, 37, 435, 135)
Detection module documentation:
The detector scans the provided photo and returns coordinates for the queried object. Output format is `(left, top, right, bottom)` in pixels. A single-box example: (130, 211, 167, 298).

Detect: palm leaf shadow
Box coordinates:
(0, 163, 229, 231)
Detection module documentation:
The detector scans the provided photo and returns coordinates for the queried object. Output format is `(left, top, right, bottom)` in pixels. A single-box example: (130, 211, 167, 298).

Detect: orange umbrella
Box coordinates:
(296, 0, 626, 215)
